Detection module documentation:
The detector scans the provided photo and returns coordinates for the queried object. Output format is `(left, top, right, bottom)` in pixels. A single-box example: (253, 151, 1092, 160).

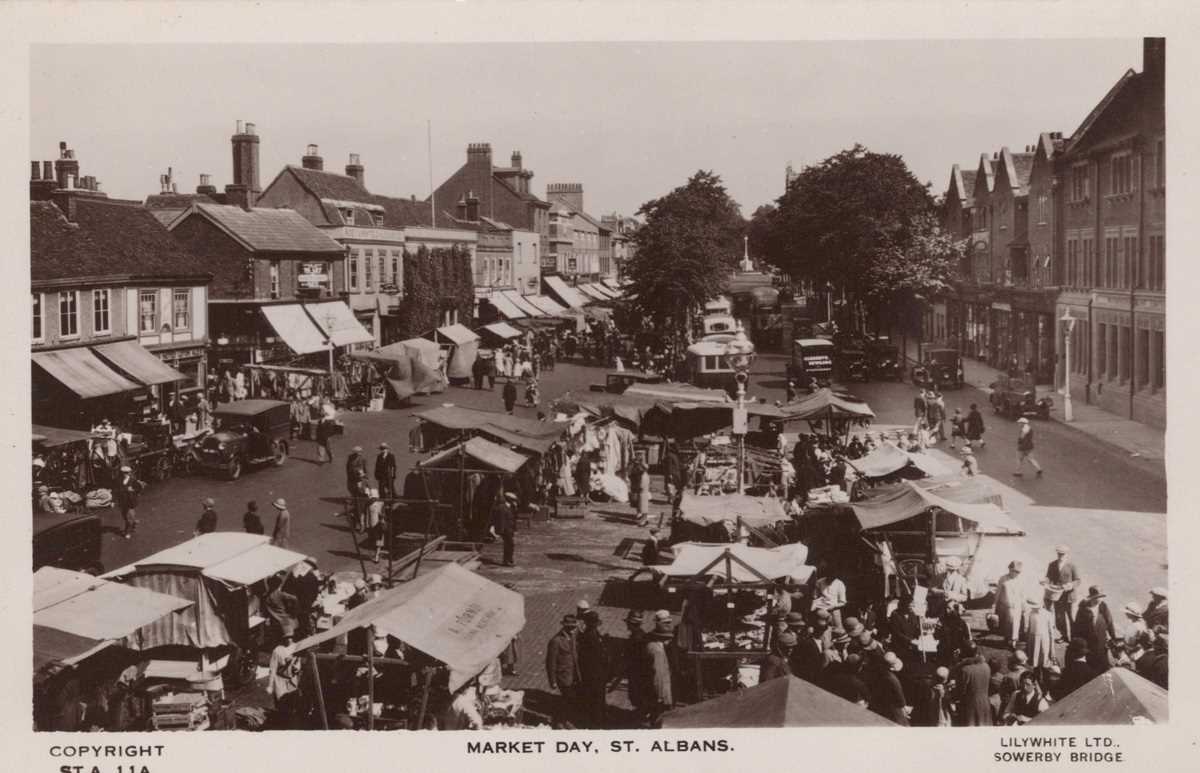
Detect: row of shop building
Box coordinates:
(934, 38, 1165, 428)
(30, 123, 634, 428)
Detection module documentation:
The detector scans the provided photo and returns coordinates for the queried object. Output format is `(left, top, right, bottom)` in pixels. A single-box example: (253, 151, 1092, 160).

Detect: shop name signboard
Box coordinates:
(299, 262, 330, 289)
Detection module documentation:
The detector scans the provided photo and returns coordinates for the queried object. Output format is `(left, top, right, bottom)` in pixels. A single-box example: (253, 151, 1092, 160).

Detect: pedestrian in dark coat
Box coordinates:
(502, 379, 518, 414)
(888, 596, 923, 664)
(913, 391, 927, 422)
(1052, 638, 1099, 701)
(621, 611, 650, 725)
(546, 615, 583, 728)
(965, 403, 986, 448)
(760, 631, 796, 682)
(491, 491, 517, 566)
(577, 610, 609, 729)
(954, 649, 993, 726)
(194, 497, 218, 536)
(374, 442, 397, 501)
(1074, 586, 1116, 673)
(663, 443, 684, 502)
(113, 465, 143, 539)
(243, 501, 265, 534)
(871, 652, 910, 726)
(1045, 545, 1081, 642)
(472, 355, 487, 390)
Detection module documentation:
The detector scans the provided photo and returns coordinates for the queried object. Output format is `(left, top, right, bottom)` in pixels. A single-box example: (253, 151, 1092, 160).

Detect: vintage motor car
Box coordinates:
(196, 399, 292, 479)
(786, 338, 836, 389)
(589, 370, 666, 394)
(988, 375, 1053, 419)
(839, 348, 870, 382)
(866, 341, 903, 381)
(912, 347, 965, 390)
(34, 510, 103, 574)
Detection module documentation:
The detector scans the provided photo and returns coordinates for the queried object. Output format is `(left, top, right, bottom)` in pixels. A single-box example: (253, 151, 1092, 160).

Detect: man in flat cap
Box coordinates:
(546, 614, 582, 728)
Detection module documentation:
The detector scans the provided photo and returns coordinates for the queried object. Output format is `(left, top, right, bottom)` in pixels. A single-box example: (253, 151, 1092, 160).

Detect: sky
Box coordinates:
(29, 40, 1146, 219)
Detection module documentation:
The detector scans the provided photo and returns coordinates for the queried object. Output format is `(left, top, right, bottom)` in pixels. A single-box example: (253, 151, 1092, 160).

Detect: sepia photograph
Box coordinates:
(13, 7, 1183, 760)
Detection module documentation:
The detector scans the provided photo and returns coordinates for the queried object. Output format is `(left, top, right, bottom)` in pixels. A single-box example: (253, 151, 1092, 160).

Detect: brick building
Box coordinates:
(30, 144, 212, 428)
(1055, 39, 1165, 427)
(545, 183, 611, 283)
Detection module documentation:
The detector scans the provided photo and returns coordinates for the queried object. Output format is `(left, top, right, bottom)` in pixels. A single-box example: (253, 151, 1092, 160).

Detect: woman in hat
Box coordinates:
(1144, 587, 1168, 630)
(1073, 586, 1116, 673)
(270, 498, 291, 548)
(1051, 638, 1098, 702)
(1025, 595, 1058, 679)
(1121, 602, 1147, 648)
(760, 631, 796, 682)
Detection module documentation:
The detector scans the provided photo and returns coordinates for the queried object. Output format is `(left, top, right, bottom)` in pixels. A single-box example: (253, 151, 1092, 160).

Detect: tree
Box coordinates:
(763, 145, 934, 298)
(862, 213, 965, 334)
(399, 244, 474, 338)
(627, 170, 744, 336)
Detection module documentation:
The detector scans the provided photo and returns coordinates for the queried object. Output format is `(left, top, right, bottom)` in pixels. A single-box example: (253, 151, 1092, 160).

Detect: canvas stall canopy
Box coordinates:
(433, 324, 480, 380)
(775, 388, 875, 423)
(662, 675, 896, 728)
(292, 563, 525, 691)
(480, 322, 522, 341)
(624, 382, 731, 404)
(417, 405, 565, 455)
(543, 275, 589, 309)
(351, 341, 445, 398)
(677, 492, 788, 529)
(304, 301, 375, 347)
(1028, 668, 1167, 725)
(103, 533, 307, 648)
(34, 567, 193, 671)
(850, 481, 1018, 534)
(420, 436, 531, 474)
(659, 542, 813, 584)
(847, 443, 952, 479)
(33, 424, 95, 449)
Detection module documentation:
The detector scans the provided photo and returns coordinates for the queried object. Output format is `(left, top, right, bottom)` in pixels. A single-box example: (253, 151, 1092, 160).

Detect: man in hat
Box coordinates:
(848, 621, 884, 663)
(994, 560, 1028, 650)
(576, 600, 592, 621)
(965, 403, 986, 449)
(1013, 417, 1043, 477)
(374, 442, 397, 501)
(961, 446, 980, 477)
(577, 609, 609, 728)
(821, 652, 869, 708)
(791, 621, 828, 683)
(270, 498, 291, 548)
(243, 500, 265, 535)
(1052, 638, 1098, 701)
(871, 651, 910, 725)
(546, 615, 583, 727)
(502, 378, 518, 415)
(194, 497, 218, 536)
(264, 572, 299, 641)
(286, 557, 322, 638)
(1121, 602, 1147, 647)
(491, 491, 518, 567)
(888, 596, 922, 664)
(1144, 587, 1168, 630)
(1044, 546, 1080, 642)
(760, 630, 796, 682)
(620, 611, 650, 726)
(953, 645, 992, 727)
(1074, 586, 1116, 673)
(645, 612, 675, 727)
(113, 464, 143, 540)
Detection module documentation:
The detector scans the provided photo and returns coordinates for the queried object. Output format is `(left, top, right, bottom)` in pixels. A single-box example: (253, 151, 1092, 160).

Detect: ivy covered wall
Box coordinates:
(399, 244, 475, 338)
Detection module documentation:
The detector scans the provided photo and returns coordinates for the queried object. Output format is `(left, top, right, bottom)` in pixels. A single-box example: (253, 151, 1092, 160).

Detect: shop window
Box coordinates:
(173, 288, 190, 330)
(1096, 324, 1107, 378)
(349, 253, 359, 291)
(32, 293, 43, 342)
(1137, 329, 1150, 389)
(59, 291, 79, 337)
(364, 249, 374, 291)
(139, 290, 157, 334)
(92, 289, 110, 335)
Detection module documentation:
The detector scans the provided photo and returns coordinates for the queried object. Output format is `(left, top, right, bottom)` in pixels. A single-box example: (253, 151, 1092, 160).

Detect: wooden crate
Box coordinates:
(554, 496, 589, 519)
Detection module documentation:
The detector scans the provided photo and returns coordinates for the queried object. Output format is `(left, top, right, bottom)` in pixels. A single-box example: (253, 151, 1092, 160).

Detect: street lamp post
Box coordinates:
(1060, 310, 1076, 422)
(724, 324, 756, 494)
(323, 312, 336, 376)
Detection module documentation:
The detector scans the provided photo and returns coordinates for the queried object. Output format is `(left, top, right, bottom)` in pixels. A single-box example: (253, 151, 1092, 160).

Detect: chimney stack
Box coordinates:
(1144, 37, 1164, 86)
(346, 153, 365, 187)
(547, 182, 584, 214)
(466, 142, 493, 170)
(302, 144, 324, 171)
(456, 195, 468, 220)
(511, 151, 522, 170)
(197, 173, 217, 195)
(54, 141, 80, 190)
(226, 119, 261, 210)
(43, 160, 54, 181)
(30, 161, 40, 180)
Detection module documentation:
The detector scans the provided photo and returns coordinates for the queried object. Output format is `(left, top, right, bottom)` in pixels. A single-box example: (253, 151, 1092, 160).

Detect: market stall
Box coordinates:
(431, 324, 480, 385)
(662, 674, 896, 727)
(292, 563, 526, 730)
(672, 492, 791, 544)
(415, 405, 565, 456)
(773, 388, 875, 438)
(1027, 668, 1167, 725)
(350, 342, 445, 401)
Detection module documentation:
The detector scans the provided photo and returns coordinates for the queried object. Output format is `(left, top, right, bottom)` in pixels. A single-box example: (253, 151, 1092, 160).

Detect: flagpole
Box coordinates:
(428, 120, 435, 226)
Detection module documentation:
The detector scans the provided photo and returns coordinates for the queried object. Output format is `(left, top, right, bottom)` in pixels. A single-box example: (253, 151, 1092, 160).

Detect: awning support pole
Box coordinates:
(416, 666, 435, 729)
(366, 623, 376, 731)
(307, 651, 329, 730)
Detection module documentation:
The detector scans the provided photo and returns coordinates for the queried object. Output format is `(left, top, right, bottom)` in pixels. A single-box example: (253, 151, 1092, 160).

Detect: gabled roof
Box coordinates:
(373, 195, 434, 228)
(175, 203, 344, 254)
(145, 192, 220, 210)
(31, 198, 211, 283)
(972, 155, 995, 199)
(946, 164, 977, 207)
(996, 147, 1036, 196)
(282, 165, 374, 204)
(1064, 68, 1138, 156)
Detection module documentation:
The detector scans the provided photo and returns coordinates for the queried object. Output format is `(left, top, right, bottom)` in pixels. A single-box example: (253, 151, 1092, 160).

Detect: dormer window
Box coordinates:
(343, 208, 355, 225)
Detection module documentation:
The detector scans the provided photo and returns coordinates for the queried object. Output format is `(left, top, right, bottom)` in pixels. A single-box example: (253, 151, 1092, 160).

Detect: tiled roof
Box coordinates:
(1009, 152, 1035, 195)
(145, 192, 219, 210)
(960, 170, 978, 206)
(286, 166, 374, 204)
(32, 198, 210, 282)
(188, 204, 344, 253)
(372, 195, 434, 228)
(1065, 69, 1138, 156)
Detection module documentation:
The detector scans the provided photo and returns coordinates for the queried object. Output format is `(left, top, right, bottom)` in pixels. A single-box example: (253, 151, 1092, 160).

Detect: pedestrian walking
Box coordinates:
(346, 445, 367, 521)
(1013, 417, 1043, 477)
(949, 408, 965, 449)
(289, 393, 308, 441)
(270, 498, 292, 548)
(243, 500, 265, 535)
(913, 390, 928, 422)
(929, 391, 946, 442)
(472, 355, 487, 390)
(491, 491, 517, 567)
(546, 615, 583, 728)
(786, 380, 797, 403)
(965, 403, 986, 448)
(994, 561, 1027, 650)
(374, 442, 397, 501)
(502, 378, 517, 415)
(194, 497, 218, 536)
(1025, 597, 1057, 679)
(113, 464, 143, 540)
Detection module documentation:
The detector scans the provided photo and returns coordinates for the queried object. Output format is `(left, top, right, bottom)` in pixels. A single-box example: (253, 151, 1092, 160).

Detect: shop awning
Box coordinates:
(500, 290, 545, 317)
(578, 283, 611, 302)
(481, 322, 522, 340)
(543, 275, 588, 308)
(261, 304, 330, 355)
(526, 295, 568, 315)
(32, 347, 140, 399)
(92, 340, 186, 385)
(105, 533, 306, 584)
(420, 436, 531, 473)
(663, 675, 896, 728)
(485, 292, 526, 320)
(658, 542, 813, 584)
(593, 283, 621, 300)
(292, 563, 525, 692)
(602, 280, 625, 297)
(303, 301, 374, 347)
(33, 424, 96, 449)
(435, 323, 480, 345)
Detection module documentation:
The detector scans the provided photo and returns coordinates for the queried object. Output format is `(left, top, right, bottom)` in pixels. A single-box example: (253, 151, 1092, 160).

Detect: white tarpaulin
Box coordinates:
(301, 301, 375, 347)
(261, 304, 330, 355)
(659, 542, 813, 584)
(677, 493, 788, 528)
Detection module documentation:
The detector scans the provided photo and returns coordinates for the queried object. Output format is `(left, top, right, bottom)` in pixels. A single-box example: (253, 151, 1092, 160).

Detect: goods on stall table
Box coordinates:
(806, 484, 849, 506)
(701, 628, 766, 651)
(150, 691, 210, 731)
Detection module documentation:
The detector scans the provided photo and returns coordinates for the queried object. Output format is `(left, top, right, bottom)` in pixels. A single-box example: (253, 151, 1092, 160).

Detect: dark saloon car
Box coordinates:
(913, 348, 964, 389)
(197, 400, 292, 480)
(840, 348, 870, 382)
(989, 375, 1053, 419)
(867, 342, 903, 381)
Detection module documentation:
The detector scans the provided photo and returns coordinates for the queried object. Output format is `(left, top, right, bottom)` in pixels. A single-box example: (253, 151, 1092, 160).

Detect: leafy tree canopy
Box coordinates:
(627, 170, 744, 331)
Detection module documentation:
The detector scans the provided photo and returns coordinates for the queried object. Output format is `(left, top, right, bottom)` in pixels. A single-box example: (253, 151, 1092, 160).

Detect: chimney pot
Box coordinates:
(307, 143, 319, 156)
(66, 174, 76, 189)
(302, 144, 324, 171)
(31, 161, 40, 180)
(43, 161, 53, 180)
(345, 153, 365, 186)
(94, 180, 102, 192)
(245, 122, 256, 135)
(200, 173, 211, 186)
(236, 119, 244, 134)
(172, 182, 178, 193)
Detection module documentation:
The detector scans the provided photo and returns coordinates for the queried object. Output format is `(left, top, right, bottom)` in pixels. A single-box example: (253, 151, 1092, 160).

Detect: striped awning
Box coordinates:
(32, 347, 140, 399)
(92, 340, 185, 386)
